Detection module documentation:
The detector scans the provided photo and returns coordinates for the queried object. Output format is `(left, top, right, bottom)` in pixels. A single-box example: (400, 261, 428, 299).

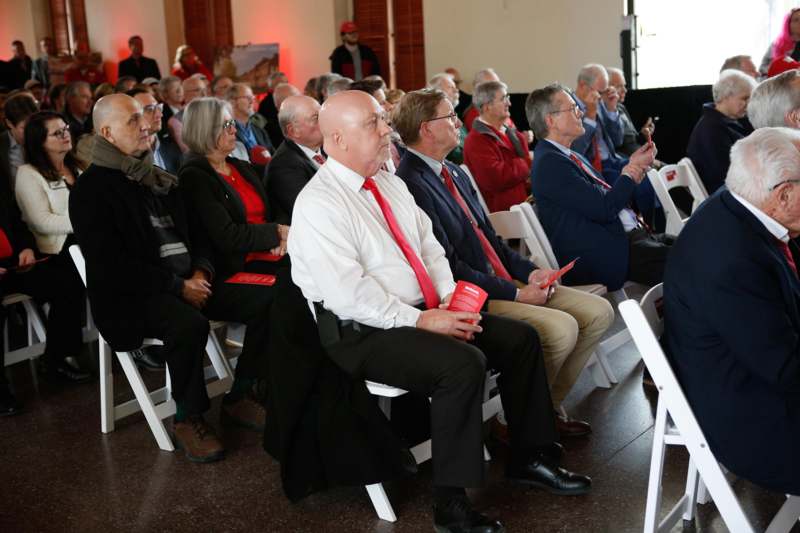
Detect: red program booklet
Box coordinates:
(225, 272, 276, 286)
(447, 281, 488, 313)
(539, 258, 579, 289)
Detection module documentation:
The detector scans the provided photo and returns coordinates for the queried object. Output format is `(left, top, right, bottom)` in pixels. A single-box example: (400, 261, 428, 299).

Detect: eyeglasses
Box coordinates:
(48, 124, 70, 139)
(550, 104, 582, 117)
(425, 113, 458, 124)
(495, 95, 511, 104)
(769, 179, 800, 191)
(236, 95, 255, 103)
(221, 119, 237, 132)
(143, 103, 163, 114)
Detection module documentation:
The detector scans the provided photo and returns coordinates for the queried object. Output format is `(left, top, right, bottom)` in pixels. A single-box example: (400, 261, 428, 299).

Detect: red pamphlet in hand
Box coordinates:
(225, 272, 276, 286)
(539, 258, 579, 289)
(447, 281, 489, 313)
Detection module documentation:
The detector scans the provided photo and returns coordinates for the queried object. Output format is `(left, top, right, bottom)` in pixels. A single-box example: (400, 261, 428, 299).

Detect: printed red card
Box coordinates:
(225, 272, 276, 286)
(539, 258, 579, 289)
(246, 251, 283, 262)
(447, 281, 488, 313)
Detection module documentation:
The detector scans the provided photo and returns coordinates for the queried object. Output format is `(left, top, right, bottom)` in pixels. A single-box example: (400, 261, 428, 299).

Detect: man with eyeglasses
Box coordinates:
(70, 94, 224, 462)
(168, 76, 207, 153)
(527, 83, 666, 292)
(226, 83, 273, 164)
(463, 80, 532, 212)
(396, 87, 614, 445)
(129, 87, 181, 174)
(289, 89, 589, 533)
(663, 127, 800, 497)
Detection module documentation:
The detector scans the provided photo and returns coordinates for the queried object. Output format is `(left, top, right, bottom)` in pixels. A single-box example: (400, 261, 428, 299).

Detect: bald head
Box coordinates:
(279, 95, 322, 149)
(273, 83, 300, 111)
(319, 90, 392, 177)
(92, 93, 151, 156)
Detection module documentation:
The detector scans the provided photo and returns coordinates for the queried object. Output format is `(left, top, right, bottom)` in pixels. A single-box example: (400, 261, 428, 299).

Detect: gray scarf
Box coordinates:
(91, 135, 178, 195)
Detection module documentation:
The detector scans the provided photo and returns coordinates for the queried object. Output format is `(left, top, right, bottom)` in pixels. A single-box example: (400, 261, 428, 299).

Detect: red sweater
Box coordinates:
(463, 121, 531, 213)
(219, 166, 279, 263)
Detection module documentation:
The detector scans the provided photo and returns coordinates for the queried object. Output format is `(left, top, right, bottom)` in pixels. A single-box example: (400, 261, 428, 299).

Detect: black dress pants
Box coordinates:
(1, 251, 84, 364)
(324, 312, 556, 488)
(627, 228, 675, 287)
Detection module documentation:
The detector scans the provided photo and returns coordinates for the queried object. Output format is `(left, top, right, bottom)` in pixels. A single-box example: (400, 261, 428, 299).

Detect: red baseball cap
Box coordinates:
(768, 56, 800, 77)
(340, 21, 358, 34)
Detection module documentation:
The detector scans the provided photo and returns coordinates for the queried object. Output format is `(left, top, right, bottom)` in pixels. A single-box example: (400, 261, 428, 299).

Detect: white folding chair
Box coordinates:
(459, 164, 491, 218)
(492, 204, 619, 388)
(2, 293, 47, 373)
(364, 374, 501, 522)
(620, 287, 800, 533)
(68, 244, 235, 451)
(646, 158, 709, 237)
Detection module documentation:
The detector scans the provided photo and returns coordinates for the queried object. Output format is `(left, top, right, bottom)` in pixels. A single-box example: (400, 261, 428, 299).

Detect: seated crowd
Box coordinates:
(2, 25, 800, 532)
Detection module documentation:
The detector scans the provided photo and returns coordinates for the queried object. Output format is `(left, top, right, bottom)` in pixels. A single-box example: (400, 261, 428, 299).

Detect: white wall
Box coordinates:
(231, 0, 337, 88)
(423, 0, 625, 93)
(0, 0, 39, 60)
(84, 0, 172, 82)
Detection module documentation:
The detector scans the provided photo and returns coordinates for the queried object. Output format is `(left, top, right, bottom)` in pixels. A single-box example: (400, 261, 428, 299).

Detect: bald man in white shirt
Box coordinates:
(288, 90, 590, 533)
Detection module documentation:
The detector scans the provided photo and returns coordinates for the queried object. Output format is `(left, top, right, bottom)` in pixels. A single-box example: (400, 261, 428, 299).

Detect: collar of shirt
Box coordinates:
(345, 43, 359, 53)
(545, 138, 571, 156)
(326, 156, 370, 192)
(476, 116, 506, 134)
(297, 142, 323, 162)
(406, 147, 443, 177)
(7, 130, 19, 150)
(169, 104, 181, 115)
(729, 190, 790, 243)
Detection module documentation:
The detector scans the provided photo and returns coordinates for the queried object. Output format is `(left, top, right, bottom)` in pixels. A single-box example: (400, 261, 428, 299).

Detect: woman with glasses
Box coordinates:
(178, 97, 288, 432)
(11, 111, 90, 383)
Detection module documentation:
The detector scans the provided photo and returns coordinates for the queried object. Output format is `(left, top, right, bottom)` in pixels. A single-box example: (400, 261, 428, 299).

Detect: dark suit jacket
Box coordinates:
(265, 139, 318, 224)
(397, 151, 534, 301)
(7, 56, 32, 90)
(663, 189, 800, 494)
(685, 103, 750, 194)
(0, 156, 35, 269)
(329, 43, 382, 79)
(69, 165, 212, 351)
(0, 132, 13, 196)
(154, 137, 182, 174)
(572, 97, 625, 164)
(117, 55, 161, 82)
(531, 140, 636, 291)
(257, 93, 284, 148)
(178, 154, 281, 279)
(31, 57, 49, 87)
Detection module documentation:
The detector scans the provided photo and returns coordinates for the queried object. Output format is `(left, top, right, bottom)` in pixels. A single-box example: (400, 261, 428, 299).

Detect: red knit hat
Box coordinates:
(340, 21, 358, 34)
(768, 56, 800, 77)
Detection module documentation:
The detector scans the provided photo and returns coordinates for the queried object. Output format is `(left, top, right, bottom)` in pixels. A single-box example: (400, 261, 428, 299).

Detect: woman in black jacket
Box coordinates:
(179, 97, 289, 431)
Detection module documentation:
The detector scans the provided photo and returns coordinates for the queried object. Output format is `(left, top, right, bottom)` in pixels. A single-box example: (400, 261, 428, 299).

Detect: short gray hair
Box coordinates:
(158, 75, 180, 95)
(428, 72, 454, 90)
(65, 81, 90, 99)
(224, 82, 249, 101)
(472, 68, 498, 87)
(712, 70, 756, 104)
(182, 97, 232, 155)
(726, 126, 800, 205)
(747, 70, 800, 128)
(720, 55, 752, 72)
(526, 83, 571, 140)
(577, 64, 607, 86)
(278, 100, 298, 135)
(473, 80, 507, 110)
(326, 77, 352, 98)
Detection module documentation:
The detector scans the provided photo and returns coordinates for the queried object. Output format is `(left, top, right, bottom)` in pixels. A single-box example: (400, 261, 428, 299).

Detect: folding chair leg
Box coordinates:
(99, 339, 115, 434)
(682, 459, 700, 522)
(116, 351, 174, 451)
(587, 352, 612, 388)
(644, 397, 669, 533)
(696, 479, 710, 504)
(366, 483, 397, 522)
(483, 445, 491, 461)
(765, 496, 800, 533)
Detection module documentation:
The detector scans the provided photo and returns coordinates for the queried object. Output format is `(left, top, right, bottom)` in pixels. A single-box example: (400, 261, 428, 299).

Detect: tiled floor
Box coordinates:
(0, 313, 793, 532)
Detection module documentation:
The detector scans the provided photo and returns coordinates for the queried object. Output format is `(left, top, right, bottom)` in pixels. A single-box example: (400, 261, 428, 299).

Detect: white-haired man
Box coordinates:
(664, 127, 800, 497)
(747, 69, 800, 129)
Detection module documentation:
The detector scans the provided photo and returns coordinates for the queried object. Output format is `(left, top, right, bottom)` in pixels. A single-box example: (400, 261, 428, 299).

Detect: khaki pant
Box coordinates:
(488, 284, 614, 408)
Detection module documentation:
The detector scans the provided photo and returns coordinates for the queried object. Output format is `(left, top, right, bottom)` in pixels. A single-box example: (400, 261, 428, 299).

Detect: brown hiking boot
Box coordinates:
(221, 394, 266, 431)
(173, 416, 225, 463)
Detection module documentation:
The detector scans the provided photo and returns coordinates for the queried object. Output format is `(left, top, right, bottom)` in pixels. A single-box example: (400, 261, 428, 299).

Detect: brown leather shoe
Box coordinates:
(221, 395, 266, 431)
(555, 411, 591, 438)
(173, 416, 225, 463)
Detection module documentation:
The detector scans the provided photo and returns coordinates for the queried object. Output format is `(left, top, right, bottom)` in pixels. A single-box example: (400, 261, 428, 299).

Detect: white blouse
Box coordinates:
(14, 163, 75, 255)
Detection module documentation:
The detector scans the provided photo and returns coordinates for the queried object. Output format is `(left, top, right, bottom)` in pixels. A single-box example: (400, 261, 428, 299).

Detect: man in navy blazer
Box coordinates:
(527, 83, 668, 292)
(395, 88, 614, 437)
(663, 127, 800, 495)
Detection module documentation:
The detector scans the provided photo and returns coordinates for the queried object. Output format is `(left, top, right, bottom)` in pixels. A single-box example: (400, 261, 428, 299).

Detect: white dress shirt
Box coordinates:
(729, 190, 790, 243)
(546, 138, 639, 232)
(297, 142, 324, 169)
(288, 156, 456, 329)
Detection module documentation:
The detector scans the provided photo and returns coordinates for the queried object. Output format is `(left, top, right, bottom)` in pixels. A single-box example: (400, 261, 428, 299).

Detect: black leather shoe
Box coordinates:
(506, 457, 591, 495)
(540, 441, 564, 463)
(41, 359, 92, 384)
(131, 348, 166, 371)
(433, 496, 505, 533)
(0, 386, 22, 416)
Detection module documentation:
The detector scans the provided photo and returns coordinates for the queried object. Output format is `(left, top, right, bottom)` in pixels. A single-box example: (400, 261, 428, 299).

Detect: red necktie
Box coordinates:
(776, 239, 798, 278)
(591, 135, 603, 172)
(362, 177, 441, 309)
(441, 166, 513, 281)
(312, 153, 326, 165)
(570, 153, 612, 189)
(0, 228, 12, 259)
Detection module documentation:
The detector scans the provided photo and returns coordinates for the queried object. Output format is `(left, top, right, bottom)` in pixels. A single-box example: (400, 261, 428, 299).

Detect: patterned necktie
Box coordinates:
(362, 177, 440, 309)
(312, 153, 326, 166)
(776, 238, 798, 278)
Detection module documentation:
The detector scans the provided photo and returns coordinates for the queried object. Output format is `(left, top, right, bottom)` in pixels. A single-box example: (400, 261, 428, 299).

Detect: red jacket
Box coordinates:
(171, 63, 213, 81)
(463, 120, 531, 213)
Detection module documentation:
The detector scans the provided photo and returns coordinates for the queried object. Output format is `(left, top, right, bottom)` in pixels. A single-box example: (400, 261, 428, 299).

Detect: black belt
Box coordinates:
(313, 301, 425, 347)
